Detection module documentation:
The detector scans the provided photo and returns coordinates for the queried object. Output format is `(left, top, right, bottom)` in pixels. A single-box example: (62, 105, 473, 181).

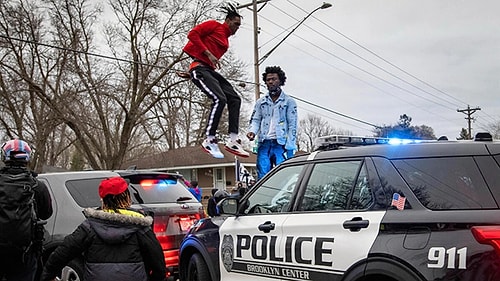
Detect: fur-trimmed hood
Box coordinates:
(82, 208, 153, 244)
(83, 208, 153, 226)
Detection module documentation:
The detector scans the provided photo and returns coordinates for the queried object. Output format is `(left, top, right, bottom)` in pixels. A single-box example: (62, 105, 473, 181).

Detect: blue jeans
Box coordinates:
(256, 139, 286, 180)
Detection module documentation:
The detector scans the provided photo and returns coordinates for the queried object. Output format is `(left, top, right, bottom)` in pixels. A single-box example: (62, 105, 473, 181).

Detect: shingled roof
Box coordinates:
(122, 144, 257, 170)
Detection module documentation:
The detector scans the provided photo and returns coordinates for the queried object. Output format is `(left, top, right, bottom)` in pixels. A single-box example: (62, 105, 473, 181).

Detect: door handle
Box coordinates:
(258, 221, 276, 233)
(343, 217, 369, 232)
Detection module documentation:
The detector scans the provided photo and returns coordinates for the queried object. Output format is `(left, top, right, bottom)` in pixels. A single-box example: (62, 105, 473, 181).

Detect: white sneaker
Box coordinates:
(202, 139, 224, 159)
(225, 139, 250, 158)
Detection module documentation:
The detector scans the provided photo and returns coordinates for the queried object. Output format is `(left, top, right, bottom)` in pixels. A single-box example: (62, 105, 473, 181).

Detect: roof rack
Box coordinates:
(314, 135, 390, 151)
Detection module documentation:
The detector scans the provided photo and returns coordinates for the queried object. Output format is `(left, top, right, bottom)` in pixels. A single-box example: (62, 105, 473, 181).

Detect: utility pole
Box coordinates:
(252, 0, 260, 100)
(457, 105, 481, 139)
(238, 1, 331, 100)
(237, 0, 270, 101)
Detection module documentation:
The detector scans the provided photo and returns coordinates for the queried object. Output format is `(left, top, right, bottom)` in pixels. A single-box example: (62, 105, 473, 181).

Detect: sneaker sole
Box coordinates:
(224, 146, 250, 158)
(202, 146, 224, 159)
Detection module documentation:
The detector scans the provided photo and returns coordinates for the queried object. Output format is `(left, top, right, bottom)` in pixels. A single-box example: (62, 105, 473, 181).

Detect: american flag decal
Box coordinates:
(391, 193, 406, 210)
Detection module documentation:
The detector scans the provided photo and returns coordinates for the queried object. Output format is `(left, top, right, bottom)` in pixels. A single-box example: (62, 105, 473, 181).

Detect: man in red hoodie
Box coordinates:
(182, 4, 249, 159)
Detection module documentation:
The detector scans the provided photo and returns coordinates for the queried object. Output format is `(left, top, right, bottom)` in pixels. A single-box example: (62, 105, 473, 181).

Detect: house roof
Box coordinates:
(123, 144, 257, 170)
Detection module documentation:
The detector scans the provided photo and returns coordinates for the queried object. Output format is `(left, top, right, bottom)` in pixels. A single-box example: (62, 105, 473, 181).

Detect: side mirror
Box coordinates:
(218, 197, 239, 215)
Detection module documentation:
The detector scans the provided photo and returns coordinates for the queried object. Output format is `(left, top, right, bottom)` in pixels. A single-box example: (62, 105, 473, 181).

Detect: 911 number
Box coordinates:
(427, 247, 467, 269)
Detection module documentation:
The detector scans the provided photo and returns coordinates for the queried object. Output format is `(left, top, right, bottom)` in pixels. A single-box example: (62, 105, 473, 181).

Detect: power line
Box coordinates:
(252, 20, 467, 136)
(0, 34, 167, 69)
(269, 3, 458, 111)
(282, 1, 499, 127)
(285, 0, 469, 108)
(299, 106, 374, 134)
(259, 3, 497, 132)
(305, 10, 499, 126)
(2, 28, 492, 137)
(256, 15, 461, 125)
(291, 95, 380, 128)
(0, 33, 255, 87)
(1, 33, 377, 132)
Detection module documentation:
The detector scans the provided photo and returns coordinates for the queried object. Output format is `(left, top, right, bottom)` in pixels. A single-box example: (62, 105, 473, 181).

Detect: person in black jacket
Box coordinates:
(207, 188, 218, 217)
(0, 139, 53, 281)
(40, 176, 166, 281)
(207, 189, 229, 217)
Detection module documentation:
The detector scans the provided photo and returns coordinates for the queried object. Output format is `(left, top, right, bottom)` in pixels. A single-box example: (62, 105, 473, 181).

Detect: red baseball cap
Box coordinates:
(99, 177, 128, 198)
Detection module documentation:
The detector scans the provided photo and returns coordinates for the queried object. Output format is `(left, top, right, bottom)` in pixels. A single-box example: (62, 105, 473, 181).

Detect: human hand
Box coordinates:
(246, 132, 255, 141)
(206, 52, 220, 69)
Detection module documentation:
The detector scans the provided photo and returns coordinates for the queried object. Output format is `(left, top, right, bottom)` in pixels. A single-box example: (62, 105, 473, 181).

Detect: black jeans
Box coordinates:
(190, 66, 242, 137)
(0, 249, 38, 281)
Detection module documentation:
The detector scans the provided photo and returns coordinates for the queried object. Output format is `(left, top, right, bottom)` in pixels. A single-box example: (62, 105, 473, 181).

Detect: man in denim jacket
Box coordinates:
(247, 66, 298, 179)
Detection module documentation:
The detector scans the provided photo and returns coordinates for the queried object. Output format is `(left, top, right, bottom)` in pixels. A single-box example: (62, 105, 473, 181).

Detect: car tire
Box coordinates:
(186, 253, 211, 281)
(59, 258, 83, 281)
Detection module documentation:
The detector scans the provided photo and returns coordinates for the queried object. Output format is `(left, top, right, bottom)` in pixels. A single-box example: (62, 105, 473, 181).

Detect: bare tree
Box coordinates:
(0, 0, 252, 171)
(373, 114, 435, 140)
(0, 0, 75, 172)
(486, 122, 500, 139)
(297, 114, 353, 152)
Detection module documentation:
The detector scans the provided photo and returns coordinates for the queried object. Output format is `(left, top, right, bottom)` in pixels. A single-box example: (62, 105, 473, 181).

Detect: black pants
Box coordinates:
(0, 249, 38, 281)
(190, 66, 241, 137)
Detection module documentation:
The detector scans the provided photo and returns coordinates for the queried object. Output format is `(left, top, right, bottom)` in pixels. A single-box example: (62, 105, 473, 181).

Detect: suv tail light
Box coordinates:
(471, 226, 500, 255)
(153, 213, 204, 267)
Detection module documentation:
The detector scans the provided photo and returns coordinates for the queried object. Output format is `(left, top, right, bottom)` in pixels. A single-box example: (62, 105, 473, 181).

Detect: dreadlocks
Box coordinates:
(102, 189, 132, 212)
(219, 2, 241, 20)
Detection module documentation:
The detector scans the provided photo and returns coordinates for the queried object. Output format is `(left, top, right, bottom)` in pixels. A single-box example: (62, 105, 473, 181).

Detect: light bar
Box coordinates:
(314, 135, 424, 151)
(314, 135, 390, 150)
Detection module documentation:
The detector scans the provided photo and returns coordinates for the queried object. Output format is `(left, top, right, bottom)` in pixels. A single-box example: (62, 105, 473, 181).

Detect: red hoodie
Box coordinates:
(183, 20, 232, 69)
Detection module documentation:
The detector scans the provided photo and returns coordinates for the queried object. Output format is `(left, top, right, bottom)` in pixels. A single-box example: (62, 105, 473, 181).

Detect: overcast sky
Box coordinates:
(229, 0, 500, 139)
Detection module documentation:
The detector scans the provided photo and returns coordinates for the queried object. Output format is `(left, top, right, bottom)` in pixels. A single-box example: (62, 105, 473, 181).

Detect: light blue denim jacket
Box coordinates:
(248, 91, 298, 150)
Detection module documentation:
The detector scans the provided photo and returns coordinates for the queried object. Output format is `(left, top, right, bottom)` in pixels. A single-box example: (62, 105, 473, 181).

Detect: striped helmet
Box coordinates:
(1, 139, 32, 162)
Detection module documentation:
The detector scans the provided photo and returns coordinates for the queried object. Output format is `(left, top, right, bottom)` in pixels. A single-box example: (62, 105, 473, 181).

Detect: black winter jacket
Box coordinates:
(0, 166, 53, 220)
(0, 166, 53, 274)
(41, 208, 166, 281)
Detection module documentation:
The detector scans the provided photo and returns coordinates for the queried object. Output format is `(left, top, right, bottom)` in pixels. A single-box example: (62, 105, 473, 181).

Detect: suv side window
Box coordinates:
(242, 165, 302, 214)
(298, 160, 366, 211)
(66, 178, 105, 207)
(393, 157, 496, 209)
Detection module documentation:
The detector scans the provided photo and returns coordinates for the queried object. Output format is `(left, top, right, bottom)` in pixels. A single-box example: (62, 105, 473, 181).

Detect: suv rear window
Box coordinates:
(393, 157, 496, 210)
(66, 174, 196, 207)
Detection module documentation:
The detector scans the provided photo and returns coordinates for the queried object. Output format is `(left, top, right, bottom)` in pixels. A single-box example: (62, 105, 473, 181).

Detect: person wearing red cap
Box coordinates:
(40, 177, 166, 281)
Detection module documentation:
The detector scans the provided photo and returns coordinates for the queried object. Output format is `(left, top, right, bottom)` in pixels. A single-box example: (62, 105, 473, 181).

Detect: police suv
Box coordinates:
(179, 133, 500, 281)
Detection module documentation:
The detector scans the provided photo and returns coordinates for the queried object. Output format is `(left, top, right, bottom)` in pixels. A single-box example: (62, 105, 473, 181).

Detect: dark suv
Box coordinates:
(38, 170, 205, 281)
(179, 134, 500, 281)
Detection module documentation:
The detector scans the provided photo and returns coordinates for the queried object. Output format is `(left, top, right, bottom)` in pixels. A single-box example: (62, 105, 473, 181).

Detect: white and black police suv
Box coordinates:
(179, 133, 500, 281)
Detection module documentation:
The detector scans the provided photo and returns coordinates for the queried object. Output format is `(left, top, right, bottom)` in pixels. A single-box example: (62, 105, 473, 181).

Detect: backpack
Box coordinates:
(0, 169, 38, 251)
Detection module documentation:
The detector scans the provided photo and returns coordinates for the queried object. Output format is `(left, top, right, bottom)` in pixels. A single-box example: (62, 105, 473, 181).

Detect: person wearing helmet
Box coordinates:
(0, 139, 53, 281)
